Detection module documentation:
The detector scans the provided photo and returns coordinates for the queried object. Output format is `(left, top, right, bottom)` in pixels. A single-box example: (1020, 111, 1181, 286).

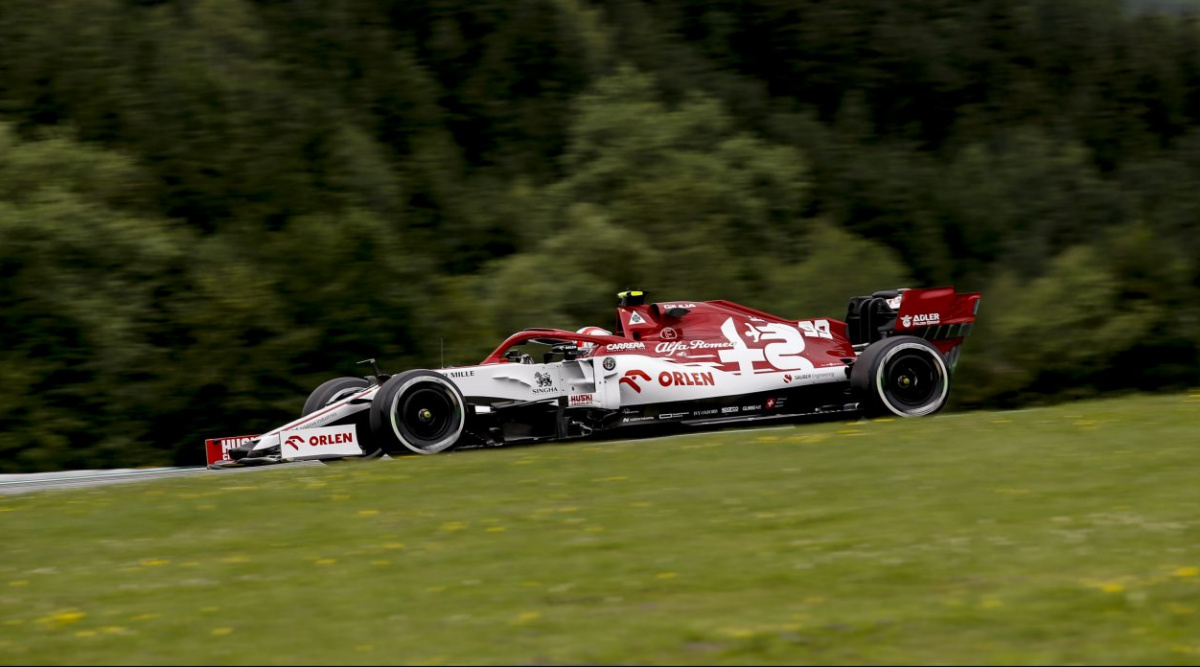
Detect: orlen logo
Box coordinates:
(287, 432, 355, 449)
(657, 371, 715, 387)
(619, 369, 652, 393)
(621, 369, 716, 392)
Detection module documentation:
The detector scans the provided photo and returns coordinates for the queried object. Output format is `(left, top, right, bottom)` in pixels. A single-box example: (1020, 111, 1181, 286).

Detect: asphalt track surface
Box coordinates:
(0, 424, 812, 496)
(0, 467, 215, 496)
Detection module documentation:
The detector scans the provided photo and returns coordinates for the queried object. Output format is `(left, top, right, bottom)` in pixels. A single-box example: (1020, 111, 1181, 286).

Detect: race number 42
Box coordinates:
(718, 318, 816, 374)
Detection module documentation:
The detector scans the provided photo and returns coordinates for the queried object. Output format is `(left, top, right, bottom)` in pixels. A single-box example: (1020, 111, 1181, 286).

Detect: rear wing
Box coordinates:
(846, 286, 980, 370)
(893, 286, 980, 339)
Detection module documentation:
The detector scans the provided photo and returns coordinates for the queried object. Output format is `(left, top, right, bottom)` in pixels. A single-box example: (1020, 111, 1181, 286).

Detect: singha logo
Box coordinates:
(534, 372, 553, 388)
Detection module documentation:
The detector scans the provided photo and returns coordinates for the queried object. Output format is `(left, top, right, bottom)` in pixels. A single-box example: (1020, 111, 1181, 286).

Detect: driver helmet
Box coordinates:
(576, 326, 611, 349)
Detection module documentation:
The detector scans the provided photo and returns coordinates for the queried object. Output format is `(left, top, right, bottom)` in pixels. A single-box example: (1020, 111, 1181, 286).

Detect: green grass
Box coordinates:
(3, 392, 1200, 665)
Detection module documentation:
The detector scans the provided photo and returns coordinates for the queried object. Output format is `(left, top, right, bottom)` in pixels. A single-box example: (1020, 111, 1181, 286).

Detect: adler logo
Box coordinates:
(901, 313, 940, 328)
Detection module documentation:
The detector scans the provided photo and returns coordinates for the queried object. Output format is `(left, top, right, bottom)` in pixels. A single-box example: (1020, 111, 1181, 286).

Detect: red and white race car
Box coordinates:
(207, 287, 980, 467)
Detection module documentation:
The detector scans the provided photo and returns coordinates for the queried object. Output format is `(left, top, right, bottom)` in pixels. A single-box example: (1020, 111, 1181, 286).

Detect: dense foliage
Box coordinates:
(2, 0, 1199, 471)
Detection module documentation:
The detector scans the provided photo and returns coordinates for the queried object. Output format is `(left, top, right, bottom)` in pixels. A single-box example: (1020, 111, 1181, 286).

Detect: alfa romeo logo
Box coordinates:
(602, 357, 616, 371)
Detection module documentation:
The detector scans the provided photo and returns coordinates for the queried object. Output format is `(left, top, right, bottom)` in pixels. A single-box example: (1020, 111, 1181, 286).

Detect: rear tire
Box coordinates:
(851, 336, 950, 418)
(369, 370, 466, 455)
(302, 377, 380, 458)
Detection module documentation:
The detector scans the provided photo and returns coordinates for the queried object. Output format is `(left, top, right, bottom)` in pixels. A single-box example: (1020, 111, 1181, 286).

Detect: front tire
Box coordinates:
(302, 377, 380, 458)
(369, 370, 466, 455)
(851, 336, 950, 418)
(302, 377, 372, 417)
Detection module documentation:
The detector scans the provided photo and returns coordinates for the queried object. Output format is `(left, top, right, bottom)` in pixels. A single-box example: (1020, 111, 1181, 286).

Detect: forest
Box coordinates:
(2, 0, 1199, 471)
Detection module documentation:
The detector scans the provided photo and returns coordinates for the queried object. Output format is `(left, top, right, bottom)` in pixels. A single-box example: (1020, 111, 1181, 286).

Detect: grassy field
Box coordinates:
(2, 392, 1199, 665)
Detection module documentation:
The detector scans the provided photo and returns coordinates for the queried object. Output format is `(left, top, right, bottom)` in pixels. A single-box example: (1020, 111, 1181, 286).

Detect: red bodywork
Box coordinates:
(481, 287, 980, 373)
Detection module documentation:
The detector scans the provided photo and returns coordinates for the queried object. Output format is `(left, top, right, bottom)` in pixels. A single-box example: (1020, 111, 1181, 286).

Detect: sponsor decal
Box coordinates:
(763, 396, 789, 410)
(286, 432, 355, 448)
(901, 313, 940, 328)
(783, 374, 793, 384)
(627, 311, 647, 326)
(659, 412, 688, 419)
(279, 425, 362, 459)
(886, 295, 903, 310)
(619, 369, 652, 393)
(605, 342, 646, 351)
(602, 357, 617, 371)
(721, 406, 739, 414)
(693, 408, 718, 416)
(622, 408, 639, 415)
(661, 303, 696, 310)
(445, 369, 475, 378)
(620, 366, 719, 393)
(621, 416, 656, 423)
(798, 320, 833, 339)
(660, 327, 678, 340)
(654, 340, 733, 355)
(206, 435, 257, 464)
(219, 436, 256, 448)
(742, 404, 762, 412)
(569, 393, 594, 406)
(657, 370, 715, 387)
(718, 317, 816, 375)
(532, 371, 556, 394)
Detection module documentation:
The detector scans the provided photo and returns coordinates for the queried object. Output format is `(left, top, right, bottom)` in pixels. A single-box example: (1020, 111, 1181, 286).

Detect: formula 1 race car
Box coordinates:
(206, 287, 980, 467)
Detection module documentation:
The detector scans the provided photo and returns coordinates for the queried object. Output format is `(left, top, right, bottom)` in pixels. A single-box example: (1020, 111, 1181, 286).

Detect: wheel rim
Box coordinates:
(388, 377, 464, 454)
(401, 388, 455, 442)
(876, 343, 948, 417)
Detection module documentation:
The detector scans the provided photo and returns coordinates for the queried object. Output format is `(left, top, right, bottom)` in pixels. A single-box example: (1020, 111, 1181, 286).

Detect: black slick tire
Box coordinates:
(851, 336, 950, 418)
(301, 376, 380, 458)
(369, 370, 466, 455)
(302, 377, 372, 417)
